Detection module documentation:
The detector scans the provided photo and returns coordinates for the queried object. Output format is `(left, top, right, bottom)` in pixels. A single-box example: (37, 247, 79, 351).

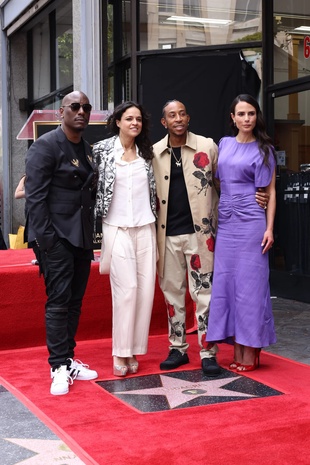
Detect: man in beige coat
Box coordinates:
(152, 100, 221, 375)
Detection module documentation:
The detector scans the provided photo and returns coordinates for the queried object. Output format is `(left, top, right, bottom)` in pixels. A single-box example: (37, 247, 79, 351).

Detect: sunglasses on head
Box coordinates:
(62, 103, 92, 113)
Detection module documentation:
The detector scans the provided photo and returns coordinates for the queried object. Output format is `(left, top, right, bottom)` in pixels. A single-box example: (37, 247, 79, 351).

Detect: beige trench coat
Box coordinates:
(153, 131, 219, 278)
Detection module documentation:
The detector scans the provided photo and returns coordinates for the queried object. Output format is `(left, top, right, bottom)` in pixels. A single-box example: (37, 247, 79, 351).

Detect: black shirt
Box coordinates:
(166, 147, 195, 236)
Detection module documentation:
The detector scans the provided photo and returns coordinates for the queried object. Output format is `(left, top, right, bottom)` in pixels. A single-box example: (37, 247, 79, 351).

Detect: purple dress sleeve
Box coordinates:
(254, 149, 276, 188)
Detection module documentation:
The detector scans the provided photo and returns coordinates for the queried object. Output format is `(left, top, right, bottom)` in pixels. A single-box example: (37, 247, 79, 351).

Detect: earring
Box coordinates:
(233, 121, 236, 126)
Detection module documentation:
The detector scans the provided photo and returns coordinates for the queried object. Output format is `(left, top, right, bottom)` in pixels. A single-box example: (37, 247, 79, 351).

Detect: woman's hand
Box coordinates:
(261, 229, 274, 254)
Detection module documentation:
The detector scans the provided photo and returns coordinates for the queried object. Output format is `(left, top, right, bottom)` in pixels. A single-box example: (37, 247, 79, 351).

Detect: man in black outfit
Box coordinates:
(25, 91, 98, 395)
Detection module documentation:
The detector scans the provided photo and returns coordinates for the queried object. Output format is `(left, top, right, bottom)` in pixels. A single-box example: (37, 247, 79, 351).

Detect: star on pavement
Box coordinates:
(4, 438, 85, 464)
(116, 374, 256, 409)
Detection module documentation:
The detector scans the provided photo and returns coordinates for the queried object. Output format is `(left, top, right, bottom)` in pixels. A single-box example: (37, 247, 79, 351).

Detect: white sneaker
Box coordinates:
(67, 358, 98, 381)
(50, 365, 73, 396)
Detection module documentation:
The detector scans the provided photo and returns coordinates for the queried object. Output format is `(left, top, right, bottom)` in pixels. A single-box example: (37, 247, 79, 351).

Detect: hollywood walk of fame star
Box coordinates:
(116, 374, 256, 409)
(4, 438, 85, 464)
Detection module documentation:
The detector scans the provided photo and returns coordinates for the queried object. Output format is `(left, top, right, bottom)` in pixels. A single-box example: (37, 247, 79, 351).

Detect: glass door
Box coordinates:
(273, 89, 310, 277)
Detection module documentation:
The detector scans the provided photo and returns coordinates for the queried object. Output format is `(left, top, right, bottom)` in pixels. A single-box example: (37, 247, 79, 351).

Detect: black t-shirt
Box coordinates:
(166, 147, 195, 236)
(68, 139, 91, 175)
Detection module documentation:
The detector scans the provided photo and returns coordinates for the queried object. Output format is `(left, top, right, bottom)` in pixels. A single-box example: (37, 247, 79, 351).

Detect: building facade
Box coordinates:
(1, 0, 310, 300)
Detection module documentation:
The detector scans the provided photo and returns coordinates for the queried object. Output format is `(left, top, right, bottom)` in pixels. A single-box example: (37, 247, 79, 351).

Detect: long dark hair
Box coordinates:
(229, 94, 276, 165)
(108, 101, 153, 160)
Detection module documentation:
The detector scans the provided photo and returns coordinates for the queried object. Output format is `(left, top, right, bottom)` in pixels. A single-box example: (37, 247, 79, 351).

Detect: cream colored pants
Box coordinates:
(109, 223, 157, 357)
(159, 233, 218, 359)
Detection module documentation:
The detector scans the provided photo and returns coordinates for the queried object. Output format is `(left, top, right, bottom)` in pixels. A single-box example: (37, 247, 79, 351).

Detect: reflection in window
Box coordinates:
(107, 3, 114, 64)
(32, 4, 73, 102)
(122, 1, 131, 56)
(235, 0, 260, 22)
(184, 0, 200, 17)
(139, 0, 262, 51)
(273, 1, 310, 85)
(159, 0, 175, 13)
(56, 5, 73, 89)
(32, 19, 50, 100)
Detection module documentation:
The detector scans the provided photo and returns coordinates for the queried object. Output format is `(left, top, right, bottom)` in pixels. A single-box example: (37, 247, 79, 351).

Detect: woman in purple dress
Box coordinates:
(207, 94, 276, 372)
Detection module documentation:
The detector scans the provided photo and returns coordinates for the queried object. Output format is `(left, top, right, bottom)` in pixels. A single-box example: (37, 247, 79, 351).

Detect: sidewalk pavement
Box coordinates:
(265, 296, 310, 365)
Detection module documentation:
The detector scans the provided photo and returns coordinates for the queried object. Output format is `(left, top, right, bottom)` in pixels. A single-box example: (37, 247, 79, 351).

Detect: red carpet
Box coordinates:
(1, 249, 309, 463)
(0, 249, 194, 350)
(1, 335, 310, 465)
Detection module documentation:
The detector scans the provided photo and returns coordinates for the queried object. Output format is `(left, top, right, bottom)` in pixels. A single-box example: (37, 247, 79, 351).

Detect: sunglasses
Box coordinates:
(62, 103, 92, 113)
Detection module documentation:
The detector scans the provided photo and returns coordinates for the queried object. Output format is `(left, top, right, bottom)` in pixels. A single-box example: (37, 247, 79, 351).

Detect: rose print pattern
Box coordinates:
(190, 253, 213, 293)
(165, 301, 185, 341)
(197, 311, 207, 348)
(206, 236, 215, 252)
(193, 151, 213, 195)
(194, 214, 216, 238)
(193, 152, 210, 169)
(190, 254, 201, 271)
(167, 303, 175, 318)
(170, 321, 185, 340)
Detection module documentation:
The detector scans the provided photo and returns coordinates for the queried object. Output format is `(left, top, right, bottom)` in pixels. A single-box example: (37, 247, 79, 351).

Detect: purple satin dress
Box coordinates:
(207, 137, 276, 348)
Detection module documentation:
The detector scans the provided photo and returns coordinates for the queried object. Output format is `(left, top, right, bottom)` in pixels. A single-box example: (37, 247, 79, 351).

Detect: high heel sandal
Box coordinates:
(113, 364, 128, 377)
(127, 357, 139, 374)
(229, 361, 241, 370)
(237, 349, 261, 372)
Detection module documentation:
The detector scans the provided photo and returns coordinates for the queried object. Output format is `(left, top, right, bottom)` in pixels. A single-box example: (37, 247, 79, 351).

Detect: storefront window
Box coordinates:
(273, 0, 310, 84)
(56, 5, 73, 89)
(107, 1, 131, 62)
(139, 0, 262, 51)
(273, 89, 310, 275)
(32, 18, 50, 100)
(274, 90, 310, 173)
(122, 1, 131, 56)
(32, 4, 73, 101)
(107, 3, 114, 64)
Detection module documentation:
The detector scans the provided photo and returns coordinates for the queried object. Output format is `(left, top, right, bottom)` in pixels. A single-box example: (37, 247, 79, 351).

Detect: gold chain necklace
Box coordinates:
(170, 147, 182, 167)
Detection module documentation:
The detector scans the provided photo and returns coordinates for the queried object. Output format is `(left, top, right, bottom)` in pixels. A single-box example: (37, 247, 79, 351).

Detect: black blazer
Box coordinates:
(25, 126, 97, 251)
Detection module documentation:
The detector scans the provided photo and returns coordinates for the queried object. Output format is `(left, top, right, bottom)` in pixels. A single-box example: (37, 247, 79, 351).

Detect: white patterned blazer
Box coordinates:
(93, 135, 157, 220)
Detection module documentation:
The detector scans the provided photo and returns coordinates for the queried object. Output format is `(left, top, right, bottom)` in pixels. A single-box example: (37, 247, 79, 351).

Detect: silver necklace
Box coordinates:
(170, 147, 182, 167)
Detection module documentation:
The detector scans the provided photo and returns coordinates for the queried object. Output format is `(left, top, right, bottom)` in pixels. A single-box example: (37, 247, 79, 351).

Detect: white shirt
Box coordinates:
(104, 137, 155, 227)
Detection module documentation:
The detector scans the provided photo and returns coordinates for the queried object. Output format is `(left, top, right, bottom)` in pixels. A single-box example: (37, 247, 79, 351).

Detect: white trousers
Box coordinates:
(159, 233, 218, 359)
(108, 223, 157, 357)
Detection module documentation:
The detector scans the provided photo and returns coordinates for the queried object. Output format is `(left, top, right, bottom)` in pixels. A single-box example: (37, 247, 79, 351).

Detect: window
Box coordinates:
(56, 5, 73, 89)
(235, 0, 261, 23)
(159, 0, 175, 13)
(31, 3, 73, 105)
(139, 0, 262, 51)
(184, 0, 200, 17)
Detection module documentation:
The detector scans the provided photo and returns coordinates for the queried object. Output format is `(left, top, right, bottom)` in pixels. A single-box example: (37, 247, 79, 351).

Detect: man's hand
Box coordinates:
(255, 188, 270, 210)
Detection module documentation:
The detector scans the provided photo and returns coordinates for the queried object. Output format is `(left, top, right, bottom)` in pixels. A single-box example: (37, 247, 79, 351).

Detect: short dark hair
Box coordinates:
(161, 99, 187, 118)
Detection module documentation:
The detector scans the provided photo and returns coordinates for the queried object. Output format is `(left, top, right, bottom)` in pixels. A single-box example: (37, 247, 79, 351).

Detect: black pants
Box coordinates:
(39, 240, 91, 368)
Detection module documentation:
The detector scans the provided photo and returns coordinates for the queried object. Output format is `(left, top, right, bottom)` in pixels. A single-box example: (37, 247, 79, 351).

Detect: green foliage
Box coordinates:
(58, 32, 73, 78)
(235, 31, 262, 43)
(234, 31, 262, 53)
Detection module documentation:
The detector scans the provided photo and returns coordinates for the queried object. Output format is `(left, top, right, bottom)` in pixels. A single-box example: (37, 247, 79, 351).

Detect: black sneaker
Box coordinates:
(201, 357, 221, 376)
(160, 349, 189, 370)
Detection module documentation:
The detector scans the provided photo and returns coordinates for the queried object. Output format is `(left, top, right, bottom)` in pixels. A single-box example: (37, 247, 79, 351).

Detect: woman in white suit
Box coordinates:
(93, 101, 157, 377)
